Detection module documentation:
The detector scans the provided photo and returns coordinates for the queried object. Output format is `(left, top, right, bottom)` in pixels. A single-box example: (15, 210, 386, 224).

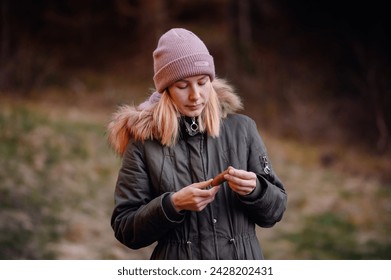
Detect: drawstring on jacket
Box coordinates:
(223, 187, 240, 259)
(183, 210, 193, 260)
(186, 241, 193, 260)
(229, 238, 239, 260)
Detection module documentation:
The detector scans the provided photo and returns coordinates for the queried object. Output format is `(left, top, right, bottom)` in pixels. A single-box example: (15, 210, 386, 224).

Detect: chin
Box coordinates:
(188, 110, 203, 117)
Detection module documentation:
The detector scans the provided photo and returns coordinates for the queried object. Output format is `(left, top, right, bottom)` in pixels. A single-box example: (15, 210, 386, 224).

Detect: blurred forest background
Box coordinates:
(1, 0, 391, 260)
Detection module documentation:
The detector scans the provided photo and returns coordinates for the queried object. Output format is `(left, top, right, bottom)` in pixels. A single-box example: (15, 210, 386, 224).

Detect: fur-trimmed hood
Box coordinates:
(107, 78, 243, 156)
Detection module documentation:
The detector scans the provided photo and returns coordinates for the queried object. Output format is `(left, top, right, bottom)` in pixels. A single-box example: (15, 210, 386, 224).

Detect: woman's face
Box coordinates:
(167, 75, 211, 117)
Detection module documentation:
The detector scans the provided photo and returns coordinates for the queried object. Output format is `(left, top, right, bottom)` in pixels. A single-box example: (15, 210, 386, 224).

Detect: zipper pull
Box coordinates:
(262, 155, 271, 175)
(190, 117, 199, 133)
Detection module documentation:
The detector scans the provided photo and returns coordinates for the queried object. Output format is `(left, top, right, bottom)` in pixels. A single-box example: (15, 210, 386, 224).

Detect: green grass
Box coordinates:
(260, 133, 391, 260)
(0, 102, 119, 259)
(282, 211, 391, 260)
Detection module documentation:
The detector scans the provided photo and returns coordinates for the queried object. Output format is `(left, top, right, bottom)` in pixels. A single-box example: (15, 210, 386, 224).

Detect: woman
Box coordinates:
(108, 28, 287, 259)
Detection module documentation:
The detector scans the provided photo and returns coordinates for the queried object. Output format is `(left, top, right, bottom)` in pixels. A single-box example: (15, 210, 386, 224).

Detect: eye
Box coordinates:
(198, 78, 208, 86)
(175, 82, 188, 89)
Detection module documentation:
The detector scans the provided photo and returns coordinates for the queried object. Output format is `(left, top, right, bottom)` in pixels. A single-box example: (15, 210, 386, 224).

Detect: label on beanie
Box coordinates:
(194, 61, 210, 67)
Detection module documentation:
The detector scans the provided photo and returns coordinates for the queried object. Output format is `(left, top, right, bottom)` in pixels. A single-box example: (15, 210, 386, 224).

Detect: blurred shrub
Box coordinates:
(0, 104, 113, 259)
(285, 212, 391, 259)
(0, 107, 60, 258)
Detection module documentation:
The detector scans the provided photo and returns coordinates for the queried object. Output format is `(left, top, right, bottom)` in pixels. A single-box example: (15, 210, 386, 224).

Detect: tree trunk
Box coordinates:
(1, 0, 10, 63)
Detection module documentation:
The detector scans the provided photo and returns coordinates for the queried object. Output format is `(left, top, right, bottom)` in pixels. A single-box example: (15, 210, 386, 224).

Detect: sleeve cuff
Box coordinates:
(239, 177, 265, 201)
(161, 192, 185, 223)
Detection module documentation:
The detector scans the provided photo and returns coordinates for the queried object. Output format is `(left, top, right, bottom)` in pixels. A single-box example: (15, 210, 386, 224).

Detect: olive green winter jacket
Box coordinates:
(108, 79, 287, 259)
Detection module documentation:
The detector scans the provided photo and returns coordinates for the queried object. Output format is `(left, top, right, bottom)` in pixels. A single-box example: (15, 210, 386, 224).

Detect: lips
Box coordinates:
(187, 104, 203, 110)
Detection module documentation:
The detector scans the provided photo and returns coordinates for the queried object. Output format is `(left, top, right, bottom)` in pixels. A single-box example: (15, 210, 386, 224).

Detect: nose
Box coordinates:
(189, 84, 201, 101)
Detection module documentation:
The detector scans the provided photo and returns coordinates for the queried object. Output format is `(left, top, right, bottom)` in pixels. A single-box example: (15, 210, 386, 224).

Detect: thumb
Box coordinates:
(193, 179, 213, 189)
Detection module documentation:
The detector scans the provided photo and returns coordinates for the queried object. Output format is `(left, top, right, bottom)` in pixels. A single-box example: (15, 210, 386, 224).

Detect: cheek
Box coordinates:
(175, 94, 187, 105)
(204, 91, 210, 101)
(170, 93, 187, 109)
(202, 87, 211, 101)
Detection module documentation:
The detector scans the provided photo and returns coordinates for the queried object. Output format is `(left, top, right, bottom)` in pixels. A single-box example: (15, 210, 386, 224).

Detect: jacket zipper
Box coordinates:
(201, 134, 220, 259)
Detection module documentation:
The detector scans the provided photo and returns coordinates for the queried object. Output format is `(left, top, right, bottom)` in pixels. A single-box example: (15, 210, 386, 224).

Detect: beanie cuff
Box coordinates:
(153, 53, 215, 93)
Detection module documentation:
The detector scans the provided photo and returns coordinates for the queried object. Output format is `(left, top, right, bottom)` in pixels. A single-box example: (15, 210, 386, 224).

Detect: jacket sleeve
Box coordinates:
(111, 141, 185, 249)
(237, 118, 287, 228)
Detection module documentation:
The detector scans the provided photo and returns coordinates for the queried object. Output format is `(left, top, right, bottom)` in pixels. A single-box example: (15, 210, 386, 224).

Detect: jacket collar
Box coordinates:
(107, 78, 243, 155)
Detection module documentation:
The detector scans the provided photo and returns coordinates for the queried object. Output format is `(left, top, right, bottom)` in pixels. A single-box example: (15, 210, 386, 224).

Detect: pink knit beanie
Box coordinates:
(153, 28, 215, 93)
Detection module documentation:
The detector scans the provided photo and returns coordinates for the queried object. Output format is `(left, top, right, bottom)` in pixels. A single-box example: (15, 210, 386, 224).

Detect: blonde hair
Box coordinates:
(107, 78, 243, 155)
(153, 84, 221, 146)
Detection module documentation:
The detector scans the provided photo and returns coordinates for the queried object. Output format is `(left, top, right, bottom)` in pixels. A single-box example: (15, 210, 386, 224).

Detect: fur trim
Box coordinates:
(212, 78, 243, 117)
(107, 78, 243, 155)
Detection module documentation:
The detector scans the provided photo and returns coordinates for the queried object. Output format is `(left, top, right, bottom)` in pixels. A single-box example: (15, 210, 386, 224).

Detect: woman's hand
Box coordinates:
(224, 166, 257, 196)
(171, 179, 220, 212)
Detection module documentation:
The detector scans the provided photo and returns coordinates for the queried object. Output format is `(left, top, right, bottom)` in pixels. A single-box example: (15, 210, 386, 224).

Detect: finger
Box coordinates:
(199, 185, 220, 198)
(225, 175, 255, 188)
(237, 186, 255, 195)
(209, 185, 221, 196)
(193, 196, 214, 211)
(228, 183, 254, 196)
(193, 179, 213, 189)
(194, 202, 208, 212)
(200, 190, 220, 208)
(226, 177, 254, 191)
(191, 181, 218, 198)
(227, 167, 256, 180)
